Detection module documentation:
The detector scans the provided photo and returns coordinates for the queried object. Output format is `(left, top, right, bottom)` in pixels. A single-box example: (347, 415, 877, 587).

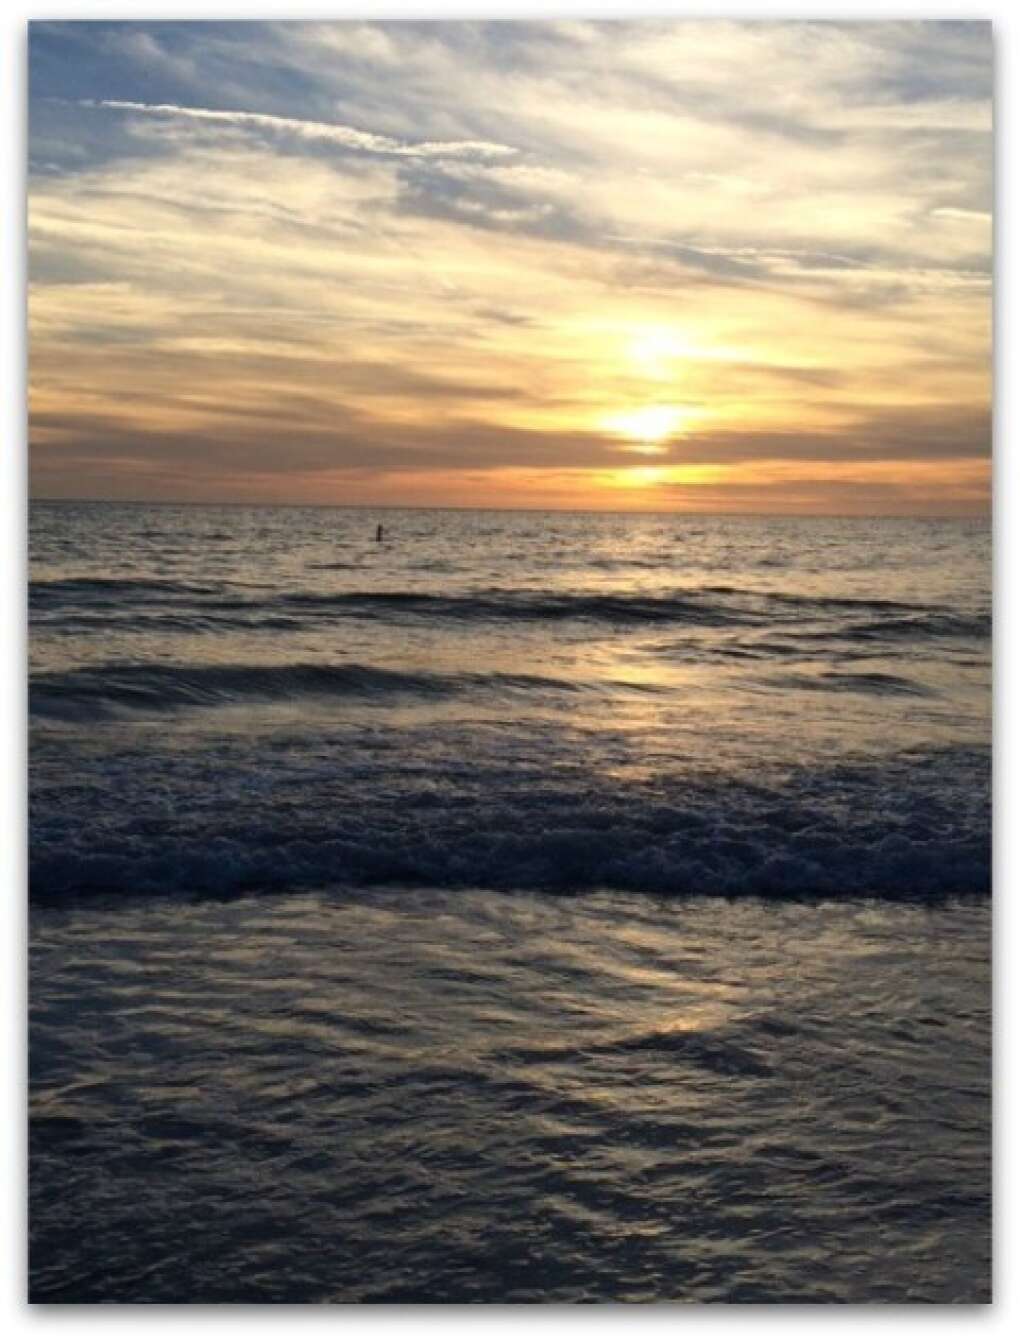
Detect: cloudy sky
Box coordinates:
(28, 19, 992, 513)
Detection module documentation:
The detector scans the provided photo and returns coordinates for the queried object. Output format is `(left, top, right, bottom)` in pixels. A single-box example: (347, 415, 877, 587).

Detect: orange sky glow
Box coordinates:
(28, 20, 992, 514)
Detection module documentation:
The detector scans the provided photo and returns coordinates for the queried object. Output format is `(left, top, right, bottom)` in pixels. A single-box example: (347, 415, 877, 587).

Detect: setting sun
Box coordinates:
(603, 404, 696, 448)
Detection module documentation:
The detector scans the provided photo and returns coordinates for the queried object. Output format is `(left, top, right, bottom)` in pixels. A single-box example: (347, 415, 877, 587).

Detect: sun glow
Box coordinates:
(629, 328, 689, 376)
(604, 404, 692, 446)
(607, 462, 733, 494)
(618, 465, 670, 488)
(627, 326, 752, 377)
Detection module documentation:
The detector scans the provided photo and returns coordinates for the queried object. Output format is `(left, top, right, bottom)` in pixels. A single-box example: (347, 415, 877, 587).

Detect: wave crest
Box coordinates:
(29, 659, 580, 720)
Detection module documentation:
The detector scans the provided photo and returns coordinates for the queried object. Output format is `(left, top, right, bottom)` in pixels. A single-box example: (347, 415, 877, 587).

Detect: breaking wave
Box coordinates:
(29, 739, 989, 903)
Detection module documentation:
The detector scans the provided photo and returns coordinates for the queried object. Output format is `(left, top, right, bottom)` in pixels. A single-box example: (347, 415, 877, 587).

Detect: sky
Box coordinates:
(27, 19, 992, 513)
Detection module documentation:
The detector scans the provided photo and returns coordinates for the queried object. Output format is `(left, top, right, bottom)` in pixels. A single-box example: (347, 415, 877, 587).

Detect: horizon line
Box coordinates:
(27, 496, 991, 521)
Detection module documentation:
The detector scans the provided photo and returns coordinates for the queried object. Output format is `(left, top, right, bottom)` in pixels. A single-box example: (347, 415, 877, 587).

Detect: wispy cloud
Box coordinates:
(88, 98, 518, 161)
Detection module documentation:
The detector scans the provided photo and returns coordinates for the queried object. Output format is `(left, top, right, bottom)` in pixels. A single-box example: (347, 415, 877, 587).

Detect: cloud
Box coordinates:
(29, 404, 989, 516)
(28, 20, 992, 513)
(88, 98, 518, 162)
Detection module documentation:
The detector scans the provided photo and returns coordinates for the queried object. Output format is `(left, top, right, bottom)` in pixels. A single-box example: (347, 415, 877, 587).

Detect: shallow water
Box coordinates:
(28, 503, 991, 1302)
(30, 889, 990, 1303)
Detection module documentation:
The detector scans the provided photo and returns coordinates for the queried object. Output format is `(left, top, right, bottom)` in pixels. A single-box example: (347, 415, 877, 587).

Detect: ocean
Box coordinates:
(29, 501, 991, 1303)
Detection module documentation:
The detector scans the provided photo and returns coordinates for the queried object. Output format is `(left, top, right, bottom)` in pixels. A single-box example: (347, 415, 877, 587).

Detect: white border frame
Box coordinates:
(4, 3, 1013, 1333)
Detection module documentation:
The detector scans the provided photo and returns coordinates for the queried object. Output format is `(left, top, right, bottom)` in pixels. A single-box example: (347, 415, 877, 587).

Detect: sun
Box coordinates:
(603, 404, 691, 452)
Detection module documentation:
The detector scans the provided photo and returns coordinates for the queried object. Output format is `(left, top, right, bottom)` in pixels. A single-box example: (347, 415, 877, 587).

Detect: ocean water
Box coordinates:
(29, 502, 991, 1302)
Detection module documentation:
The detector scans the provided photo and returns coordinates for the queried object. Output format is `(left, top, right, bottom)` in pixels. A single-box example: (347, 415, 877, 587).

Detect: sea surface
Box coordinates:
(29, 503, 991, 1303)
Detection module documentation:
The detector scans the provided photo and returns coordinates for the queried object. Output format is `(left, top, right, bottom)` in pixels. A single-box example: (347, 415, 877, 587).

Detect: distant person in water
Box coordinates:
(376, 524, 384, 542)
